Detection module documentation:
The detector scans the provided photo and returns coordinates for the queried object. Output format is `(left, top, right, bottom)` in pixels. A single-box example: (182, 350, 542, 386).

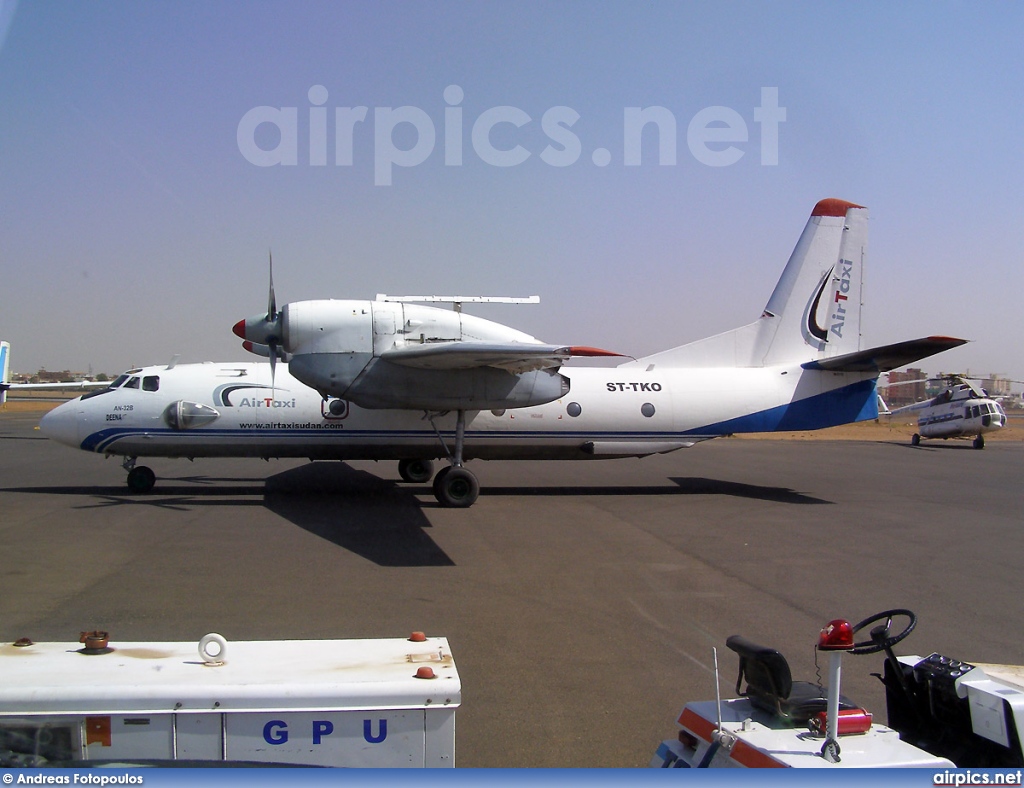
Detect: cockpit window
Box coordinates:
(142, 375, 160, 392)
(124, 377, 140, 389)
(81, 387, 114, 400)
(83, 373, 134, 401)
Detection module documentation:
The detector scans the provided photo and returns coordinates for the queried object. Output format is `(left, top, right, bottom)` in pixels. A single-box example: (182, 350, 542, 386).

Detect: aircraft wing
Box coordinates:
(1, 380, 108, 391)
(801, 336, 967, 373)
(381, 342, 622, 374)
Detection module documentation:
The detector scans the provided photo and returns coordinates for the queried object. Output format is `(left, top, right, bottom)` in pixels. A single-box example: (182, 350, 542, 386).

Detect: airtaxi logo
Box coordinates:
(803, 257, 855, 349)
(237, 396, 297, 409)
(237, 85, 786, 185)
(829, 259, 855, 340)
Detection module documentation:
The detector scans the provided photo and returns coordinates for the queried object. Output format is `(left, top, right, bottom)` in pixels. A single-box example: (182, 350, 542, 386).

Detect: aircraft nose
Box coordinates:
(39, 401, 81, 447)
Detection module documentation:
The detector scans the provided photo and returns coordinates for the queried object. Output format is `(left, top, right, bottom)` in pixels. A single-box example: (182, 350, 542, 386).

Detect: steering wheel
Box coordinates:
(848, 608, 917, 655)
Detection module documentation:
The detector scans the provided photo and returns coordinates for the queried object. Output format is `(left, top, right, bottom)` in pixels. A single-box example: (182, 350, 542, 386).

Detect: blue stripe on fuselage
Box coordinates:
(687, 378, 878, 435)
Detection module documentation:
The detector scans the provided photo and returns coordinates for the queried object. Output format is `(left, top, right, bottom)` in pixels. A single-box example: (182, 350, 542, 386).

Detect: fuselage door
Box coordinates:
(372, 302, 400, 356)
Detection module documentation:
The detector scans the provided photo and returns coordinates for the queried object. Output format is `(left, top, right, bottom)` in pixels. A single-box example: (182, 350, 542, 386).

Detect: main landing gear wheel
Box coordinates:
(432, 466, 480, 508)
(974, 435, 985, 450)
(126, 465, 156, 494)
(848, 608, 917, 655)
(424, 408, 481, 507)
(911, 433, 921, 446)
(398, 458, 435, 484)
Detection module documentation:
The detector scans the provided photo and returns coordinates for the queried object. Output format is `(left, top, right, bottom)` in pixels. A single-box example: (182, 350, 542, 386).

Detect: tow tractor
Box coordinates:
(651, 609, 1024, 769)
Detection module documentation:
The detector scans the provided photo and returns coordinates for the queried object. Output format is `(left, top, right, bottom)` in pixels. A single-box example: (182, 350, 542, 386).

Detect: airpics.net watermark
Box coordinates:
(237, 85, 786, 186)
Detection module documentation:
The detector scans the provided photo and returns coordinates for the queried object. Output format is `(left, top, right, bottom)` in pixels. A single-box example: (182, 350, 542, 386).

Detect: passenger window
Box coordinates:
(124, 377, 140, 389)
(143, 376, 160, 392)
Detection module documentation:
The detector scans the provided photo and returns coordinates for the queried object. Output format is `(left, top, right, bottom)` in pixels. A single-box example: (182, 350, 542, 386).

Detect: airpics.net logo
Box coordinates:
(236, 85, 786, 186)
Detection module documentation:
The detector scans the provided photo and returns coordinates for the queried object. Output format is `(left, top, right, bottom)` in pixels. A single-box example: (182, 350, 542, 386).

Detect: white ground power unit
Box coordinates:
(0, 632, 459, 767)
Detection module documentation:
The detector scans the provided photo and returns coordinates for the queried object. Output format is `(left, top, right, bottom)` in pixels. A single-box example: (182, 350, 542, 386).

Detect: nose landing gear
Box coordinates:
(123, 457, 156, 493)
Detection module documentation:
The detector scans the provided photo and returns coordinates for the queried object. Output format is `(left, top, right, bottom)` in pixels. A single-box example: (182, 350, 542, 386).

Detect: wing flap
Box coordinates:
(381, 342, 623, 373)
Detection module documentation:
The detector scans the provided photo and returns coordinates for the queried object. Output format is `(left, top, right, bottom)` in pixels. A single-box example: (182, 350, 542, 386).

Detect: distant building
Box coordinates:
(980, 374, 1012, 397)
(880, 368, 928, 407)
(11, 369, 109, 385)
(23, 369, 93, 385)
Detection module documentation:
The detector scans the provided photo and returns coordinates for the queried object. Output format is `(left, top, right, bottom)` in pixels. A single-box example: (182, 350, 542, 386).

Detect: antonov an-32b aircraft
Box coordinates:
(34, 199, 965, 507)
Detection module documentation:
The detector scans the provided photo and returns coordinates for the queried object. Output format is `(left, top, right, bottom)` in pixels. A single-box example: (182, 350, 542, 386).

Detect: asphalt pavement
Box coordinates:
(2, 409, 1021, 767)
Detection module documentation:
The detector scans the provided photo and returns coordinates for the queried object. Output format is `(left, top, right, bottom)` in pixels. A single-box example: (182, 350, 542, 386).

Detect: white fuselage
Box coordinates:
(917, 396, 1006, 439)
(40, 361, 879, 462)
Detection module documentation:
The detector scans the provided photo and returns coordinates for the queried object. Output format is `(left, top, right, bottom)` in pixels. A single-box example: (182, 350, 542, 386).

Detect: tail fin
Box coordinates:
(754, 198, 867, 365)
(1, 341, 10, 405)
(631, 198, 868, 369)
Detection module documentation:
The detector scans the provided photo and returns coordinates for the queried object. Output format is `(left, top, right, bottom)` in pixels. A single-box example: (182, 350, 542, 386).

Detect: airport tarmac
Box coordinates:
(1, 408, 1022, 767)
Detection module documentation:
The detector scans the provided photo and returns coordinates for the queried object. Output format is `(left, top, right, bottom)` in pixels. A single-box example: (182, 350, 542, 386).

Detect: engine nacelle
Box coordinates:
(238, 298, 568, 410)
(278, 299, 540, 356)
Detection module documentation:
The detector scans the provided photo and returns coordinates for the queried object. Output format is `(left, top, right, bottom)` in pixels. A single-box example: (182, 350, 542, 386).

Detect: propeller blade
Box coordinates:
(237, 252, 287, 395)
(267, 250, 277, 321)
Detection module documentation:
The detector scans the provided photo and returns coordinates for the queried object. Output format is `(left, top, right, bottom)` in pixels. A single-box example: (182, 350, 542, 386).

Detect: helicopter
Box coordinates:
(881, 374, 1009, 449)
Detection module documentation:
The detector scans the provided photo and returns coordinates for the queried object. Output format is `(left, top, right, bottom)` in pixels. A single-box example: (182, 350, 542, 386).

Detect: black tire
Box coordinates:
(398, 458, 434, 484)
(911, 433, 920, 446)
(126, 465, 156, 493)
(432, 466, 451, 498)
(974, 435, 985, 450)
(433, 467, 480, 508)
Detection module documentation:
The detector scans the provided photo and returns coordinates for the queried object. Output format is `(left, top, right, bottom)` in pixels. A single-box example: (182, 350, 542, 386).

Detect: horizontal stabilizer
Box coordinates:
(801, 336, 967, 373)
(382, 342, 623, 374)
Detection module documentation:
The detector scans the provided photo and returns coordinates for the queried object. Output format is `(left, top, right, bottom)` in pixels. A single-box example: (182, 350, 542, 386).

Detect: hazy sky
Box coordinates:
(2, 1, 1022, 384)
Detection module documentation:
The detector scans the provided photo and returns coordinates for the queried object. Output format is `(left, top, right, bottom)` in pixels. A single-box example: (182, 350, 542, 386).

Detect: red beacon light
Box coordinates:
(818, 619, 854, 651)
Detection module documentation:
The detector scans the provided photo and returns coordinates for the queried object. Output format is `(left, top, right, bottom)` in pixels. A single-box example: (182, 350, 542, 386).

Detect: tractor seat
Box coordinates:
(726, 635, 857, 724)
